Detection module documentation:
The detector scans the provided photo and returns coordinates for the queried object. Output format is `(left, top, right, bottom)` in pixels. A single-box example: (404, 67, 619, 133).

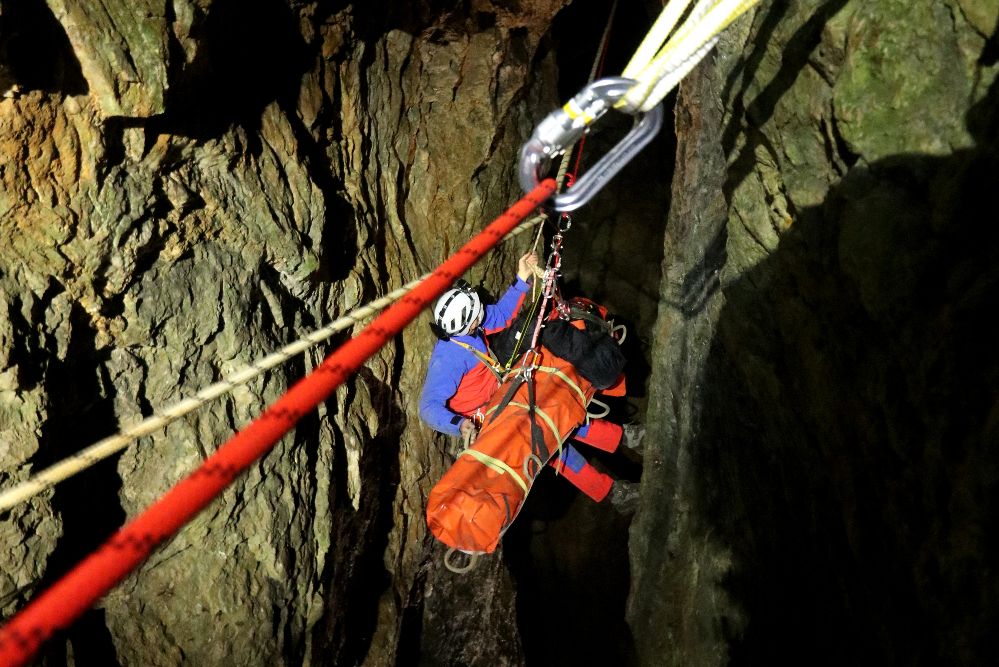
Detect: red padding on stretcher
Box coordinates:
(552, 458, 613, 501)
(574, 418, 622, 453)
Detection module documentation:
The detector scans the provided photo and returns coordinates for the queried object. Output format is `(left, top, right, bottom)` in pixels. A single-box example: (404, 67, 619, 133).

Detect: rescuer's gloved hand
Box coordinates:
(517, 252, 539, 282)
(459, 418, 478, 446)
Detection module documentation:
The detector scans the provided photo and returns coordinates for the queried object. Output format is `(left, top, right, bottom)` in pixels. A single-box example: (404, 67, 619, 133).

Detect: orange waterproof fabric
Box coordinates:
(426, 346, 596, 553)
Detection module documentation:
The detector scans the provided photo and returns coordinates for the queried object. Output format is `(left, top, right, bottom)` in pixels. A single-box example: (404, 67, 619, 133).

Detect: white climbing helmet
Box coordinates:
(433, 281, 482, 336)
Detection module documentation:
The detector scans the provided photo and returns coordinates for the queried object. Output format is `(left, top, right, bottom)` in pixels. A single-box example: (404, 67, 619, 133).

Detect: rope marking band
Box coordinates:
(0, 179, 556, 667)
(0, 215, 547, 513)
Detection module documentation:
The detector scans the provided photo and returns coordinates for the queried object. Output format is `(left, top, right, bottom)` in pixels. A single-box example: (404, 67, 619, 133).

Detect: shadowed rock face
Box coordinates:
(630, 0, 999, 664)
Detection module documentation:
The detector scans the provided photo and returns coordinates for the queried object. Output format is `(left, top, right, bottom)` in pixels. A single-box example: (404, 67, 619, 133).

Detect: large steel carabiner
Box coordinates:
(518, 76, 664, 212)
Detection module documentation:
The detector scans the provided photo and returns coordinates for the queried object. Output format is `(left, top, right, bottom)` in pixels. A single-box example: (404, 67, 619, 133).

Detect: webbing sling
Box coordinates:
(503, 401, 565, 449)
(483, 373, 526, 429)
(526, 373, 548, 462)
(448, 339, 506, 381)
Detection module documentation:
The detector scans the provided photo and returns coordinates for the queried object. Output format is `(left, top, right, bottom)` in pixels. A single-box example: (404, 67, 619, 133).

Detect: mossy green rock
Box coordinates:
(834, 0, 988, 159)
(45, 0, 170, 117)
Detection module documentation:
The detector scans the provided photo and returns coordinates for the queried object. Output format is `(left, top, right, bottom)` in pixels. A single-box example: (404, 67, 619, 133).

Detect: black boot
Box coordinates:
(607, 480, 640, 515)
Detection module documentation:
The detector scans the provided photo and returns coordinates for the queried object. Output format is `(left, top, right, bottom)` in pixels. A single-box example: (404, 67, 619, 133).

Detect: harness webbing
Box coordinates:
(504, 401, 565, 447)
(483, 374, 525, 429)
(534, 366, 587, 407)
(0, 180, 557, 667)
(448, 339, 505, 381)
(525, 373, 544, 457)
(481, 399, 566, 448)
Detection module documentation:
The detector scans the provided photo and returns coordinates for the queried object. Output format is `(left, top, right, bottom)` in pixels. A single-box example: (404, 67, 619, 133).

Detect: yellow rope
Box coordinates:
(619, 0, 762, 113)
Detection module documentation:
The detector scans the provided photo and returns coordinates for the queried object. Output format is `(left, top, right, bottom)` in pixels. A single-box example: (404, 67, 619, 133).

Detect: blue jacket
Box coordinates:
(419, 278, 531, 435)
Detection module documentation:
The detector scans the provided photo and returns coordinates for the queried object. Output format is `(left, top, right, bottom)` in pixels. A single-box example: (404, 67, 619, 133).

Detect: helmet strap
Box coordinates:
(429, 321, 451, 341)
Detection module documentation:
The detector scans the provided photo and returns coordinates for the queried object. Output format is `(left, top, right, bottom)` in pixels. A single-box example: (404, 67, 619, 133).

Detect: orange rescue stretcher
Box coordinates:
(426, 345, 602, 554)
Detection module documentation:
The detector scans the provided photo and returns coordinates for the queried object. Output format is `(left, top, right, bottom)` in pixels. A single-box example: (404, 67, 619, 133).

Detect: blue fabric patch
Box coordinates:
(559, 445, 586, 473)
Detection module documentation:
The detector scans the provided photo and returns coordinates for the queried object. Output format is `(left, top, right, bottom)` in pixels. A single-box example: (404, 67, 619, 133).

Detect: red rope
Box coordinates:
(0, 179, 556, 667)
(571, 3, 617, 181)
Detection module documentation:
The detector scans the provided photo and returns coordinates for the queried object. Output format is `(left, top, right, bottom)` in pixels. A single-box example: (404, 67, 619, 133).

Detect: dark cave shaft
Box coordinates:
(2, 0, 998, 665)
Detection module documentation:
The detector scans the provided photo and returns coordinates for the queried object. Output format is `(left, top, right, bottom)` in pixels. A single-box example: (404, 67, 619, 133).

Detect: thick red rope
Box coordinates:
(0, 179, 556, 666)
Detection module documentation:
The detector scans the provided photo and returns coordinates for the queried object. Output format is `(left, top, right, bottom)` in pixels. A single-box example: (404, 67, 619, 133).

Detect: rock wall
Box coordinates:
(630, 0, 999, 664)
(1, 1, 569, 664)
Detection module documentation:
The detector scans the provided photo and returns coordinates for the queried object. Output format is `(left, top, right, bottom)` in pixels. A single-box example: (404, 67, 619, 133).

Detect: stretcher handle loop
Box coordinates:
(523, 454, 543, 482)
(587, 398, 611, 420)
(611, 321, 627, 345)
(443, 548, 481, 574)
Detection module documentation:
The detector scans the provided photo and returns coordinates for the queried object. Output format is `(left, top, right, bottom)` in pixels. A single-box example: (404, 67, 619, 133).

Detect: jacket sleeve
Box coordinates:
(419, 344, 468, 436)
(483, 277, 530, 334)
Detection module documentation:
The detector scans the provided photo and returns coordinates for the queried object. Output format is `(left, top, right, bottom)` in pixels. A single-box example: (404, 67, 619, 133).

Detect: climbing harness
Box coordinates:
(448, 339, 507, 384)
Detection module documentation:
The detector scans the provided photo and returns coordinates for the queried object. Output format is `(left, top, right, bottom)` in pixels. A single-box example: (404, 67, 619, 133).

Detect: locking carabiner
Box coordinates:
(518, 76, 664, 212)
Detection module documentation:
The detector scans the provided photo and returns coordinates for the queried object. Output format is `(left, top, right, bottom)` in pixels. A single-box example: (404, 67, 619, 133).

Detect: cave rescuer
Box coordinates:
(419, 252, 639, 512)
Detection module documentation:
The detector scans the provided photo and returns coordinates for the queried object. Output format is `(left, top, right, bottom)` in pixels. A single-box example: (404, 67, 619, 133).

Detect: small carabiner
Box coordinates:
(518, 76, 664, 212)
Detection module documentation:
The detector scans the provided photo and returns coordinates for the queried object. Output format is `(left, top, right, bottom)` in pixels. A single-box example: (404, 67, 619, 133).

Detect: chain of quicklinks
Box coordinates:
(525, 212, 572, 358)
